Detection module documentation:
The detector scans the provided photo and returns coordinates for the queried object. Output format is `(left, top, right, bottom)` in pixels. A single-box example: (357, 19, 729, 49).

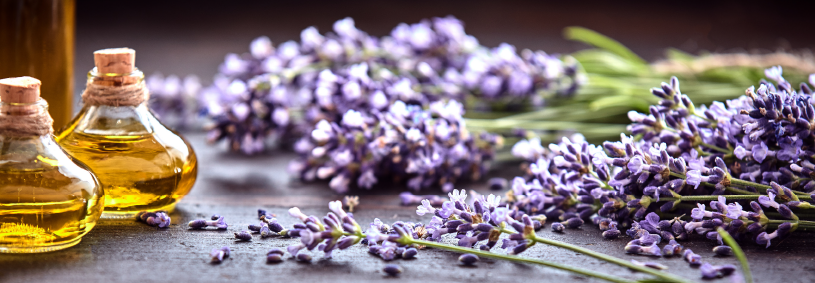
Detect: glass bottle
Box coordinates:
(0, 0, 75, 129)
(0, 76, 103, 253)
(56, 48, 198, 218)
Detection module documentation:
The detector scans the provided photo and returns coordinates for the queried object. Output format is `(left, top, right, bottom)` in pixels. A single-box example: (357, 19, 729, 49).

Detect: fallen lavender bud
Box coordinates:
(234, 231, 252, 241)
(625, 244, 662, 257)
(248, 224, 262, 232)
(258, 209, 274, 219)
(712, 245, 732, 256)
(552, 222, 565, 232)
(602, 229, 620, 239)
(562, 217, 584, 229)
(383, 264, 403, 276)
(260, 215, 285, 233)
(296, 253, 312, 262)
(700, 263, 737, 279)
(210, 246, 230, 263)
(459, 253, 479, 265)
(210, 214, 221, 220)
(488, 177, 508, 191)
(136, 211, 171, 228)
(267, 248, 285, 263)
(188, 216, 228, 230)
(402, 248, 418, 259)
(260, 222, 274, 238)
(662, 240, 683, 257)
(683, 249, 702, 265)
(630, 259, 667, 270)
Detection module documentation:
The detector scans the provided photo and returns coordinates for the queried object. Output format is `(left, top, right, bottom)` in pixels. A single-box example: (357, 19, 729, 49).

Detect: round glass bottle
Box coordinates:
(56, 48, 198, 218)
(0, 76, 104, 253)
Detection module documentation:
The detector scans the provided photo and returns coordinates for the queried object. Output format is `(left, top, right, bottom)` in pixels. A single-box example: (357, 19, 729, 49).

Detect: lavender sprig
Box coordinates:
(281, 200, 683, 283)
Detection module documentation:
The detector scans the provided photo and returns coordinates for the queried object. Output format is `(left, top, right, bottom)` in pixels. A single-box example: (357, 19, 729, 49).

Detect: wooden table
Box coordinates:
(2, 132, 813, 282)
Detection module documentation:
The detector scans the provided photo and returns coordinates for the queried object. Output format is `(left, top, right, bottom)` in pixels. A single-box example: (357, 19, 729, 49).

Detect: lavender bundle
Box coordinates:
(505, 67, 815, 250)
(288, 99, 502, 193)
(199, 16, 580, 154)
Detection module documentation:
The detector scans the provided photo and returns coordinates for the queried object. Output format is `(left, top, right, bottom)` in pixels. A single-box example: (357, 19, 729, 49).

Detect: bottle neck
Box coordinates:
(72, 67, 156, 136)
(0, 101, 62, 170)
(0, 99, 54, 138)
(83, 67, 150, 107)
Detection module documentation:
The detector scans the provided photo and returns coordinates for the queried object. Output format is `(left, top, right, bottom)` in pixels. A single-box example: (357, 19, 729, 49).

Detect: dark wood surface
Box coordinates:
(1, 133, 814, 283)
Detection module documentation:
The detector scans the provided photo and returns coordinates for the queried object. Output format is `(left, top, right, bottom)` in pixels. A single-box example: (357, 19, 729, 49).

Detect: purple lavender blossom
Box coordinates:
(267, 248, 284, 263)
(210, 246, 230, 263)
(458, 253, 479, 265)
(383, 264, 403, 276)
(188, 216, 228, 230)
(291, 101, 501, 193)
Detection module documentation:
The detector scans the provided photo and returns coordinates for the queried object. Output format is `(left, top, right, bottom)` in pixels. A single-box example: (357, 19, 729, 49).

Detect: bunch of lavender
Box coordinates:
(506, 67, 815, 250)
(288, 98, 502, 193)
(145, 73, 202, 129)
(199, 16, 580, 154)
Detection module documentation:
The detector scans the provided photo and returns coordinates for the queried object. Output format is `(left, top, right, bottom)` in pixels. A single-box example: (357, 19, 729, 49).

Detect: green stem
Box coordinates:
(768, 219, 815, 226)
(670, 172, 811, 199)
(700, 142, 730, 154)
(529, 235, 692, 283)
(661, 195, 759, 202)
(404, 238, 634, 283)
(716, 227, 753, 283)
(729, 178, 771, 190)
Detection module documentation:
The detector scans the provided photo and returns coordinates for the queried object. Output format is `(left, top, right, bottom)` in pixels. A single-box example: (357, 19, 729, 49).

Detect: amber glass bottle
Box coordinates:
(56, 48, 197, 218)
(0, 77, 103, 253)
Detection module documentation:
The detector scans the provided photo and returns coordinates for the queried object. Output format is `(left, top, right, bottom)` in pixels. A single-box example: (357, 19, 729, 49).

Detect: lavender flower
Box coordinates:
(712, 245, 732, 256)
(188, 216, 228, 230)
(383, 264, 403, 276)
(210, 246, 230, 263)
(136, 211, 171, 228)
(234, 231, 252, 241)
(700, 263, 737, 279)
(458, 253, 479, 265)
(267, 248, 284, 263)
(683, 249, 702, 265)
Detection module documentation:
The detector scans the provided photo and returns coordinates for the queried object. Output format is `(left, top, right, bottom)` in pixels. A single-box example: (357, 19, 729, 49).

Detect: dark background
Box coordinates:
(74, 0, 815, 94)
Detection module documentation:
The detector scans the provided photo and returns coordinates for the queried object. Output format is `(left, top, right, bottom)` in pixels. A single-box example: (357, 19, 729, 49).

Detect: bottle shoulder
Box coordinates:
(0, 143, 101, 200)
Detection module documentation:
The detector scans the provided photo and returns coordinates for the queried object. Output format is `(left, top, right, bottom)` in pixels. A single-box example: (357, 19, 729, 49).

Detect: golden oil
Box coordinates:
(0, 77, 103, 253)
(57, 122, 197, 216)
(56, 48, 198, 218)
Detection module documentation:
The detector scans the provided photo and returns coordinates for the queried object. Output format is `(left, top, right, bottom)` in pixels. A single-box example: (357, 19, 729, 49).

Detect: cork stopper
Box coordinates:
(0, 76, 41, 104)
(94, 48, 136, 74)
